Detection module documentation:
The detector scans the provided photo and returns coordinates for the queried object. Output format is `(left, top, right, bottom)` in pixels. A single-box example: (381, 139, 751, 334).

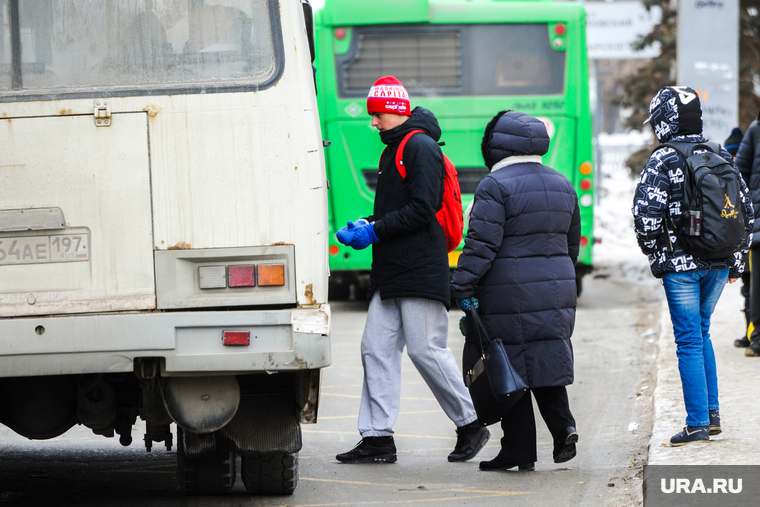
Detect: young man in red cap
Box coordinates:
(335, 76, 488, 464)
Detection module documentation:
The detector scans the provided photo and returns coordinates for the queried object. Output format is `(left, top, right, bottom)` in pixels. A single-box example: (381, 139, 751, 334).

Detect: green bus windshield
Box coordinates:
(337, 24, 565, 97)
(316, 0, 595, 277)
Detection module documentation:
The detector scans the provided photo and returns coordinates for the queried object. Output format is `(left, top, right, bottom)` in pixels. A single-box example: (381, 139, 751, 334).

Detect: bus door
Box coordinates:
(0, 111, 155, 318)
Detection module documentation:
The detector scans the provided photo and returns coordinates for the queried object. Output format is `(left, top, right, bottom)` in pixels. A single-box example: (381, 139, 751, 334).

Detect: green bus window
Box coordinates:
(339, 28, 461, 94)
(1, 0, 282, 98)
(336, 23, 565, 97)
(469, 24, 565, 96)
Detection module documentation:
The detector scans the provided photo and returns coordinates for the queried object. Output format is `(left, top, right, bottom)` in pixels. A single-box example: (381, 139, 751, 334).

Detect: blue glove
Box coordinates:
(459, 316, 468, 336)
(456, 297, 479, 314)
(336, 220, 364, 245)
(347, 222, 378, 249)
(336, 221, 378, 250)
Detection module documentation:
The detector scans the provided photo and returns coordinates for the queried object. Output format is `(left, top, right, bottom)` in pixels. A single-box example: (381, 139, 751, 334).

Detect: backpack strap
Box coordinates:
(395, 129, 426, 179)
(660, 140, 720, 160)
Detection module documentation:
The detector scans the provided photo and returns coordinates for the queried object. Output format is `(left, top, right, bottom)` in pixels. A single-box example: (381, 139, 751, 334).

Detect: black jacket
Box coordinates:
(450, 112, 580, 388)
(736, 119, 760, 247)
(367, 107, 450, 308)
(632, 134, 752, 278)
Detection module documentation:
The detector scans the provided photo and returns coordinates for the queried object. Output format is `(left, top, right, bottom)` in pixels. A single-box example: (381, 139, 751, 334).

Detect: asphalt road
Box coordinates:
(0, 274, 661, 507)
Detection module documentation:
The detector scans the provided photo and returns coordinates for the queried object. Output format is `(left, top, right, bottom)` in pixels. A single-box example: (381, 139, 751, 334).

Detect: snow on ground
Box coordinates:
(594, 131, 654, 282)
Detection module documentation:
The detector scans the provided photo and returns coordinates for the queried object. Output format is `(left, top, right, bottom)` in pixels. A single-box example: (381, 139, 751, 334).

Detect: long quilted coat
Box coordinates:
(450, 111, 580, 388)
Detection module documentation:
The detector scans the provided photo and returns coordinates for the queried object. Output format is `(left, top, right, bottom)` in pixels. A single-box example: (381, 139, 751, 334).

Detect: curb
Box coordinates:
(645, 285, 760, 467)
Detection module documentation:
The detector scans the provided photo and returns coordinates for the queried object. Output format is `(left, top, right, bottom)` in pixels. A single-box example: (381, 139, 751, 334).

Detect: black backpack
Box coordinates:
(661, 140, 746, 259)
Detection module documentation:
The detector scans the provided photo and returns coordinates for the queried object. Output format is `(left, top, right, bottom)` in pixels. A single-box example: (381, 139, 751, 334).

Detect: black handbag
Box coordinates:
(462, 305, 528, 426)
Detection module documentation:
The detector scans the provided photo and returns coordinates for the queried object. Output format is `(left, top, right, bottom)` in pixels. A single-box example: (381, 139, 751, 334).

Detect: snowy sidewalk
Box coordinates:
(647, 282, 760, 465)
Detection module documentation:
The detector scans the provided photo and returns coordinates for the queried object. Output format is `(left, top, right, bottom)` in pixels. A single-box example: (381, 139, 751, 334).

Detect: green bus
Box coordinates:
(315, 0, 595, 298)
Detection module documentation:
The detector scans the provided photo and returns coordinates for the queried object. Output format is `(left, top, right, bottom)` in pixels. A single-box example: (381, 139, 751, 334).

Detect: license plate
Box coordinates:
(0, 233, 90, 266)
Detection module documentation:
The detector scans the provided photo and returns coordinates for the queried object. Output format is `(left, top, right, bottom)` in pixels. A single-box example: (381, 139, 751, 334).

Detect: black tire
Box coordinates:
(241, 452, 298, 495)
(176, 428, 236, 495)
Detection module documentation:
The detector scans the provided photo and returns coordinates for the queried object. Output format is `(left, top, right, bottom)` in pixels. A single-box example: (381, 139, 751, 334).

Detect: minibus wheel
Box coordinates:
(176, 427, 236, 495)
(241, 452, 298, 495)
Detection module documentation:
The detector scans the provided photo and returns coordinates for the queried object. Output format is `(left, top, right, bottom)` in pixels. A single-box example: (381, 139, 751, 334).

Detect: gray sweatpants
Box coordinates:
(358, 292, 477, 437)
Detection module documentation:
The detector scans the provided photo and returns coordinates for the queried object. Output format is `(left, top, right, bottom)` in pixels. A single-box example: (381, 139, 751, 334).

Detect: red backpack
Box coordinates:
(393, 129, 464, 252)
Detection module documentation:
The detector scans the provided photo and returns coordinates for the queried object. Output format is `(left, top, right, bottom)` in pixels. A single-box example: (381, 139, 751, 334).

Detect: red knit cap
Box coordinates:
(366, 76, 411, 116)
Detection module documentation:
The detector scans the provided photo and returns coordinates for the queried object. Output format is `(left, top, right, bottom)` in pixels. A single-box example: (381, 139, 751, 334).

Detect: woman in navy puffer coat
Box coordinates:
(450, 111, 581, 472)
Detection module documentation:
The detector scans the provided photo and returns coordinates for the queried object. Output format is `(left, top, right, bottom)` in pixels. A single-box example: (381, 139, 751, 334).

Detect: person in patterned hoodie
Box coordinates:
(632, 86, 753, 446)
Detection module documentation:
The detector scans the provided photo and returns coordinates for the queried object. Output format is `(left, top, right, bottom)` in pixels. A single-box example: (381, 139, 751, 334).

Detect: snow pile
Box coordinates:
(594, 131, 653, 281)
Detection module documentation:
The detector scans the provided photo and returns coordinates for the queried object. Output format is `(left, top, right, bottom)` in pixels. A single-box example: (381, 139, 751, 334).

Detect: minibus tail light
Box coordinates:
(223, 331, 250, 346)
(258, 264, 285, 286)
(199, 266, 227, 289)
(229, 265, 256, 287)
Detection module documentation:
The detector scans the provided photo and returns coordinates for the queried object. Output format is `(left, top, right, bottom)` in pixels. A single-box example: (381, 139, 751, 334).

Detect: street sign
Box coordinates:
(585, 2, 661, 59)
(677, 0, 739, 139)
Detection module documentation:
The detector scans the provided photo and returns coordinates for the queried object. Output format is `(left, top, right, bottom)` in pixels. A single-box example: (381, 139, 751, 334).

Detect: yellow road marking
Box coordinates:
(300, 443, 503, 459)
(290, 478, 529, 505)
(271, 494, 526, 507)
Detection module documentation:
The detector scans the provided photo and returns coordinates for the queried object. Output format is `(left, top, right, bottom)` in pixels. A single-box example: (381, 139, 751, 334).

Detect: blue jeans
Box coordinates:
(662, 269, 728, 427)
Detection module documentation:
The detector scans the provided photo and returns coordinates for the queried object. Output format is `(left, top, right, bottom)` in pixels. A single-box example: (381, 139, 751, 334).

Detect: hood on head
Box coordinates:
(724, 127, 743, 157)
(644, 86, 702, 143)
(481, 111, 549, 169)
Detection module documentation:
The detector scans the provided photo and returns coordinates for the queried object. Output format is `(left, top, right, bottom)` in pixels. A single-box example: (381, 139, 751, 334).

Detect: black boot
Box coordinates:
(479, 453, 534, 472)
(336, 436, 397, 464)
(553, 426, 578, 463)
(448, 421, 490, 462)
(735, 336, 750, 348)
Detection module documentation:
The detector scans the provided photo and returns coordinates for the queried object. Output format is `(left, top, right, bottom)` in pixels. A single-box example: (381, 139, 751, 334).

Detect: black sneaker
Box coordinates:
(479, 454, 534, 472)
(336, 437, 397, 464)
(669, 426, 709, 446)
(709, 410, 721, 435)
(735, 336, 750, 348)
(553, 427, 579, 463)
(448, 422, 490, 462)
(745, 340, 760, 357)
